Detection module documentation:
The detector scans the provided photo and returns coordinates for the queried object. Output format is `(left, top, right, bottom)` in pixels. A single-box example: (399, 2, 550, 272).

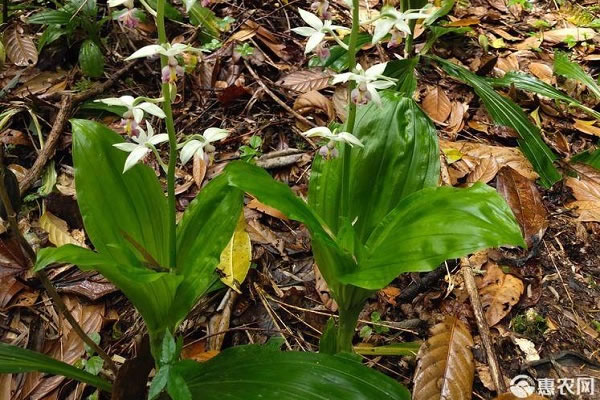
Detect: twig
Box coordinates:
(461, 258, 506, 393)
(0, 148, 118, 375)
(19, 62, 138, 196)
(243, 60, 317, 148)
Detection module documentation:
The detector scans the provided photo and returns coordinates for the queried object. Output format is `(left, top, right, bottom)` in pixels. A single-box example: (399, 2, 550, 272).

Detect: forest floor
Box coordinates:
(2, 0, 600, 399)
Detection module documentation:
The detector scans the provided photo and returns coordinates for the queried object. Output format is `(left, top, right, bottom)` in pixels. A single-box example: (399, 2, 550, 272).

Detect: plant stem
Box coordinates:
(336, 306, 361, 353)
(155, 0, 177, 270)
(341, 0, 360, 219)
(404, 20, 416, 56)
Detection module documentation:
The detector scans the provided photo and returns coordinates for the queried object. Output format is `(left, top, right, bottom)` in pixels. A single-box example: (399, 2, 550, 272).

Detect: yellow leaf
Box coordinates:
(39, 211, 84, 247)
(217, 215, 252, 293)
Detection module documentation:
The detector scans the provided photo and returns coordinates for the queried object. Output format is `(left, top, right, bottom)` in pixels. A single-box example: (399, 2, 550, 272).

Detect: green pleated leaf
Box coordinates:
(342, 183, 525, 289)
(171, 174, 243, 328)
(431, 56, 561, 188)
(35, 244, 181, 338)
(175, 345, 411, 400)
(489, 71, 600, 120)
(554, 51, 600, 99)
(28, 10, 73, 24)
(71, 119, 170, 268)
(384, 57, 420, 96)
(0, 343, 112, 392)
(188, 5, 220, 38)
(309, 92, 439, 242)
(78, 39, 104, 78)
(308, 33, 372, 72)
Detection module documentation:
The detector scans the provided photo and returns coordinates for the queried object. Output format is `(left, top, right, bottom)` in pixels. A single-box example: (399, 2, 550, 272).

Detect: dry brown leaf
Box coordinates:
(413, 316, 474, 400)
(528, 62, 553, 84)
(466, 157, 499, 184)
(39, 211, 85, 247)
(277, 70, 332, 93)
(573, 119, 600, 137)
(444, 102, 468, 137)
(446, 18, 480, 27)
(4, 24, 38, 66)
(440, 139, 538, 180)
(247, 198, 288, 220)
(543, 28, 596, 44)
(494, 394, 548, 400)
(193, 154, 207, 188)
(293, 90, 335, 130)
(422, 86, 452, 123)
(313, 263, 337, 312)
(18, 297, 104, 400)
(496, 166, 547, 247)
(496, 54, 519, 74)
(332, 85, 348, 121)
(478, 263, 524, 326)
(242, 21, 290, 60)
(514, 35, 542, 51)
(565, 163, 600, 221)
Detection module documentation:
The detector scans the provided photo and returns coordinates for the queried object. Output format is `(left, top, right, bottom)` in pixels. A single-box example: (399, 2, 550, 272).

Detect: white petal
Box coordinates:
(303, 127, 333, 139)
(165, 43, 189, 57)
(395, 20, 412, 35)
(113, 142, 138, 152)
(123, 147, 150, 172)
(107, 0, 128, 7)
(119, 95, 135, 106)
(298, 8, 323, 31)
(336, 132, 364, 147)
(183, 0, 197, 12)
(137, 102, 166, 119)
(291, 27, 318, 37)
(96, 97, 126, 107)
(404, 11, 430, 20)
(180, 140, 204, 165)
(331, 72, 353, 85)
(144, 121, 154, 137)
(366, 62, 388, 78)
(372, 18, 395, 44)
(305, 32, 326, 54)
(369, 79, 395, 89)
(367, 85, 382, 106)
(149, 133, 170, 145)
(132, 108, 144, 123)
(125, 45, 165, 60)
(203, 128, 229, 143)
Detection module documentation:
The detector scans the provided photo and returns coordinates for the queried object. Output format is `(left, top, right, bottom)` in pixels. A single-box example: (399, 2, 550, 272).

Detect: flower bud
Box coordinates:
(351, 83, 371, 105)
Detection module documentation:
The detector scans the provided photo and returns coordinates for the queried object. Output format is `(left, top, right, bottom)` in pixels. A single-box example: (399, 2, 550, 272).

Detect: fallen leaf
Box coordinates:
(247, 198, 288, 220)
(422, 86, 452, 123)
(293, 90, 335, 130)
(573, 119, 600, 137)
(446, 18, 480, 27)
(478, 263, 524, 326)
(313, 263, 337, 312)
(217, 215, 252, 293)
(528, 62, 553, 84)
(182, 341, 219, 362)
(413, 317, 474, 400)
(277, 70, 332, 93)
(494, 394, 548, 400)
(4, 24, 37, 66)
(496, 166, 547, 247)
(514, 35, 542, 50)
(444, 102, 468, 136)
(466, 156, 499, 184)
(332, 85, 348, 121)
(565, 163, 600, 221)
(543, 28, 596, 44)
(39, 211, 85, 247)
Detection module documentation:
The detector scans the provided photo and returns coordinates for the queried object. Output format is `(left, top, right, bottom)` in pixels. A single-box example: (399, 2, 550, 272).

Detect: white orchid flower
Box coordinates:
(125, 42, 204, 61)
(113, 122, 169, 173)
(331, 63, 396, 106)
(291, 8, 350, 54)
(371, 6, 430, 45)
(108, 0, 134, 8)
(96, 95, 165, 123)
(180, 128, 230, 165)
(303, 126, 363, 147)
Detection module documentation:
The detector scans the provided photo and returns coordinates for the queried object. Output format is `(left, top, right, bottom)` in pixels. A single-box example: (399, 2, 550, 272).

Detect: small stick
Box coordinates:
(243, 60, 317, 148)
(0, 149, 118, 375)
(461, 258, 506, 393)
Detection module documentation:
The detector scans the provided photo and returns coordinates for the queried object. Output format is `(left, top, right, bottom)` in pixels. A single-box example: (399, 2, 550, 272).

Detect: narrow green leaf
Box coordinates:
(172, 174, 243, 328)
(161, 330, 177, 365)
(571, 148, 600, 169)
(342, 183, 525, 289)
(167, 371, 192, 400)
(28, 10, 73, 25)
(149, 365, 170, 400)
(0, 343, 112, 392)
(554, 51, 600, 99)
(489, 71, 600, 120)
(175, 345, 411, 399)
(425, 0, 455, 25)
(431, 56, 560, 187)
(71, 119, 170, 268)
